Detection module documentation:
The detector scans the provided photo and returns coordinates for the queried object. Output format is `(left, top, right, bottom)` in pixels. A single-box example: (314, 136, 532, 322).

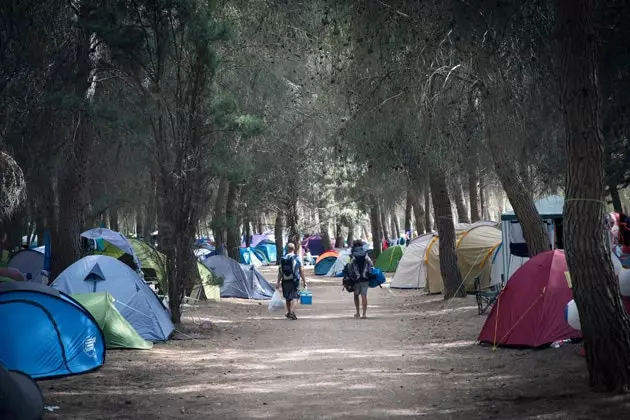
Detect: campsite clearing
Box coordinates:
(43, 268, 630, 419)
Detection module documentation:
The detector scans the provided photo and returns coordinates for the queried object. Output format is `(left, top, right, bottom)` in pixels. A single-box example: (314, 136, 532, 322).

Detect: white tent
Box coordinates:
(8, 248, 45, 284)
(390, 232, 436, 289)
(81, 228, 142, 272)
(326, 250, 351, 277)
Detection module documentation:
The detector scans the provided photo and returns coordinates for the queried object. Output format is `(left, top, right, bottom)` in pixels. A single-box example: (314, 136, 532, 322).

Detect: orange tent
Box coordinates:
(315, 250, 339, 264)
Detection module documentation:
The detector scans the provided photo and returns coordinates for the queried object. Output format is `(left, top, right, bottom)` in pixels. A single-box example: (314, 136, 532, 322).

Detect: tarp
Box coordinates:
(374, 245, 404, 272)
(0, 282, 105, 379)
(0, 364, 44, 420)
(478, 250, 581, 348)
(72, 292, 153, 350)
(8, 248, 45, 283)
(52, 255, 174, 341)
(501, 195, 564, 221)
(81, 228, 142, 271)
(201, 255, 274, 300)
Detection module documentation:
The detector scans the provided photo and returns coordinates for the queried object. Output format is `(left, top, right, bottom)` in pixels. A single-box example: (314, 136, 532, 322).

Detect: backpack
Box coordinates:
(341, 265, 355, 293)
(280, 255, 299, 283)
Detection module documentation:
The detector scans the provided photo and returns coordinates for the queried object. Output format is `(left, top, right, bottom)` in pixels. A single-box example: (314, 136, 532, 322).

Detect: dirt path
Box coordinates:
(44, 268, 630, 419)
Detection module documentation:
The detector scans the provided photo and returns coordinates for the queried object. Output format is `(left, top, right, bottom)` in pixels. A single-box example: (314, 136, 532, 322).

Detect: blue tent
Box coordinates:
(314, 256, 337, 276)
(255, 240, 277, 264)
(239, 247, 266, 266)
(52, 255, 174, 342)
(202, 255, 274, 299)
(0, 282, 105, 379)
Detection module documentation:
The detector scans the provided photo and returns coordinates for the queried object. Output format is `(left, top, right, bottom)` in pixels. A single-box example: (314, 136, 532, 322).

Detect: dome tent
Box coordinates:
(374, 245, 404, 272)
(52, 255, 174, 342)
(202, 255, 274, 300)
(8, 248, 45, 283)
(391, 233, 436, 289)
(0, 282, 105, 379)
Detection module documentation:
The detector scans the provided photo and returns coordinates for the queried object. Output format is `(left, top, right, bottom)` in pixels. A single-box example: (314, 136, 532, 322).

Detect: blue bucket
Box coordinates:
(299, 289, 312, 305)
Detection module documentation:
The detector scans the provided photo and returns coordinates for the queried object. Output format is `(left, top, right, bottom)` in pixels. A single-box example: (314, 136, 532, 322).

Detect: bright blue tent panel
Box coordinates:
(239, 247, 265, 266)
(52, 255, 174, 342)
(314, 257, 336, 276)
(202, 255, 274, 300)
(255, 240, 277, 264)
(0, 282, 105, 379)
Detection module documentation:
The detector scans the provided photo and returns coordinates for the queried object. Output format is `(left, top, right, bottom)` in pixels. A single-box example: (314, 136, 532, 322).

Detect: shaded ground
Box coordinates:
(44, 267, 630, 419)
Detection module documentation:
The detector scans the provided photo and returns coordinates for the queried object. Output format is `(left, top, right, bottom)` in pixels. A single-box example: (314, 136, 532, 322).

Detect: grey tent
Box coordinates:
(0, 365, 43, 420)
(8, 248, 45, 283)
(201, 255, 274, 299)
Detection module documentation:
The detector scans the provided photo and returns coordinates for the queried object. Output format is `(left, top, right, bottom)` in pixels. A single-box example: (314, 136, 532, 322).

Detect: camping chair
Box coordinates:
(474, 277, 501, 315)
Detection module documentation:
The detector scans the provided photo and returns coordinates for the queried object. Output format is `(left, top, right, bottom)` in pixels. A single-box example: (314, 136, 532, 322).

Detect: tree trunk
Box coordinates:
(335, 221, 344, 248)
(274, 213, 283, 264)
(451, 178, 470, 224)
(412, 188, 426, 234)
(559, 0, 630, 392)
(225, 182, 241, 261)
(347, 219, 355, 247)
(51, 21, 95, 277)
(370, 200, 382, 259)
(213, 178, 229, 255)
(393, 213, 401, 239)
(318, 199, 332, 250)
(609, 182, 623, 213)
(286, 192, 300, 251)
(379, 201, 389, 241)
(479, 173, 488, 220)
(109, 207, 119, 232)
(469, 166, 481, 222)
(244, 216, 252, 247)
(405, 187, 413, 233)
(424, 179, 432, 232)
(430, 169, 466, 299)
(256, 212, 263, 234)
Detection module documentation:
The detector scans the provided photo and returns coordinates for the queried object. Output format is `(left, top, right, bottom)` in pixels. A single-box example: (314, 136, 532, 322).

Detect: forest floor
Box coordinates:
(43, 267, 630, 419)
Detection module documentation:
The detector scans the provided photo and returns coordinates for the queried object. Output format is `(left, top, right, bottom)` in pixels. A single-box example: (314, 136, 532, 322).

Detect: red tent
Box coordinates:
(478, 250, 582, 348)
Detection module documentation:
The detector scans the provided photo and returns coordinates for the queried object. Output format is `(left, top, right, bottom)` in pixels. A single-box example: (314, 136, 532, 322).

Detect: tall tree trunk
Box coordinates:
(286, 192, 300, 251)
(468, 166, 481, 222)
(609, 182, 623, 213)
(213, 178, 229, 255)
(451, 178, 470, 224)
(424, 178, 432, 232)
(274, 213, 283, 264)
(559, 0, 630, 391)
(335, 221, 344, 248)
(225, 182, 241, 261)
(347, 219, 355, 247)
(405, 187, 413, 233)
(479, 172, 488, 220)
(412, 187, 426, 234)
(318, 199, 332, 250)
(379, 201, 389, 241)
(256, 212, 263, 234)
(244, 216, 252, 247)
(109, 207, 119, 232)
(430, 169, 466, 299)
(370, 200, 382, 259)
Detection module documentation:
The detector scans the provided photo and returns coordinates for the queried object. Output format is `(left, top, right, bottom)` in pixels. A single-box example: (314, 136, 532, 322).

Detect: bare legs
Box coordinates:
(354, 294, 367, 318)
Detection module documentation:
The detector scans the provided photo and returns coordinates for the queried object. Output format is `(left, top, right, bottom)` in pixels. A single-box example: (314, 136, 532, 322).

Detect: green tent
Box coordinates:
(374, 245, 404, 272)
(191, 263, 221, 301)
(72, 292, 153, 350)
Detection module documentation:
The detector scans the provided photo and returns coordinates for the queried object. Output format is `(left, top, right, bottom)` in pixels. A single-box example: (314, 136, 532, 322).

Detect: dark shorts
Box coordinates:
(282, 281, 299, 301)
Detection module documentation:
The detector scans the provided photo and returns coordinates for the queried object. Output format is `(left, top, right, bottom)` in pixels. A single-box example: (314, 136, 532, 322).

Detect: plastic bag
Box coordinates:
(268, 290, 285, 312)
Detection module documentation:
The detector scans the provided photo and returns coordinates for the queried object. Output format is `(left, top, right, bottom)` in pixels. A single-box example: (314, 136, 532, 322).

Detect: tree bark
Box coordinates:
(451, 178, 470, 224)
(469, 166, 481, 222)
(109, 206, 119, 232)
(335, 221, 344, 248)
(370, 200, 382, 259)
(286, 192, 300, 251)
(609, 182, 623, 213)
(379, 201, 389, 241)
(347, 219, 355, 247)
(412, 187, 426, 234)
(225, 182, 241, 261)
(244, 216, 252, 247)
(274, 212, 283, 264)
(559, 0, 630, 392)
(430, 169, 466, 299)
(405, 187, 413, 233)
(393, 213, 401, 239)
(213, 178, 229, 255)
(424, 178, 433, 232)
(318, 199, 332, 251)
(479, 172, 488, 220)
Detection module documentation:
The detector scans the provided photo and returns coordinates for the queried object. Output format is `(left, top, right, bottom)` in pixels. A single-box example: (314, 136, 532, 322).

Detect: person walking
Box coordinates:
(347, 239, 373, 319)
(276, 243, 307, 320)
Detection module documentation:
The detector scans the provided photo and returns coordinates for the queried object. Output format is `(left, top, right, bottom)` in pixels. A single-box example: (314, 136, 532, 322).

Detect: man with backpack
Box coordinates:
(276, 243, 307, 320)
(345, 240, 374, 319)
